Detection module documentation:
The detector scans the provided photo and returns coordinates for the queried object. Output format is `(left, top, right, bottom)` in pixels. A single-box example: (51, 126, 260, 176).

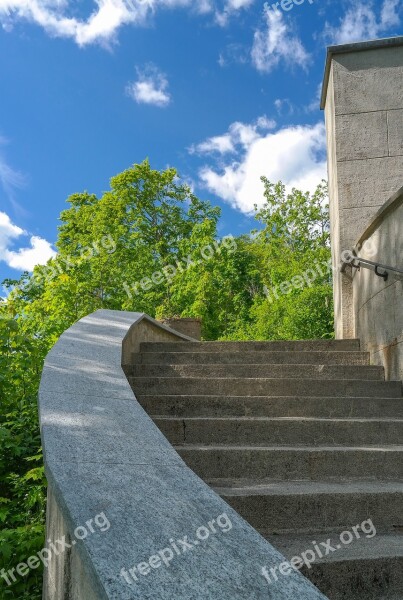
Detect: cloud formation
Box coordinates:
(0, 211, 56, 272)
(0, 0, 257, 46)
(126, 63, 171, 107)
(190, 116, 276, 155)
(324, 0, 401, 44)
(192, 119, 327, 214)
(251, 7, 310, 72)
(215, 0, 255, 26)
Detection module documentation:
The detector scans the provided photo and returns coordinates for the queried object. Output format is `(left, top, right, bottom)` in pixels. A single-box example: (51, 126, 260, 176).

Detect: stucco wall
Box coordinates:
(351, 190, 403, 381)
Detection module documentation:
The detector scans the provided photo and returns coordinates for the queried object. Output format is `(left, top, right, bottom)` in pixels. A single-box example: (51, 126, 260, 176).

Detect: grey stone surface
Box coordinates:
(138, 394, 403, 419)
(388, 109, 403, 155)
(178, 445, 403, 481)
(43, 487, 105, 600)
(351, 191, 403, 382)
(215, 480, 403, 533)
(133, 337, 403, 598)
(321, 38, 403, 112)
(271, 532, 403, 600)
(130, 363, 384, 380)
(155, 415, 403, 447)
(160, 317, 202, 340)
(335, 111, 388, 161)
(337, 156, 403, 209)
(40, 310, 327, 600)
(322, 36, 403, 338)
(140, 339, 361, 352)
(136, 350, 370, 366)
(130, 376, 402, 398)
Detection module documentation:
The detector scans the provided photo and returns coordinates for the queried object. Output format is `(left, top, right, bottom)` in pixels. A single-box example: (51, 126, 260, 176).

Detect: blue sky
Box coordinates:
(0, 0, 402, 284)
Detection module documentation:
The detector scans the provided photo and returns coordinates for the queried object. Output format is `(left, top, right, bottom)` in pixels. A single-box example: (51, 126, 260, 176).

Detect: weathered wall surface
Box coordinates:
(351, 190, 403, 382)
(39, 310, 327, 600)
(322, 37, 403, 338)
(160, 317, 202, 340)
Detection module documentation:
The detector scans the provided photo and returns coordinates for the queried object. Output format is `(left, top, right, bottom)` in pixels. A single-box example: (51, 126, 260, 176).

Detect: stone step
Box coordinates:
(211, 480, 403, 534)
(138, 395, 403, 418)
(131, 363, 384, 380)
(176, 445, 403, 481)
(140, 339, 361, 353)
(262, 531, 403, 600)
(134, 350, 371, 366)
(130, 377, 402, 398)
(156, 417, 403, 446)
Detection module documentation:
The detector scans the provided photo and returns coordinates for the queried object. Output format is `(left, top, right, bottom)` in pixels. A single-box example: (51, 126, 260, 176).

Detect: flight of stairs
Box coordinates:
(128, 339, 403, 600)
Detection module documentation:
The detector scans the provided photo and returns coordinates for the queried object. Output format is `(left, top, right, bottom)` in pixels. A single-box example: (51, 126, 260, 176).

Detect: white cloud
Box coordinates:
(251, 7, 310, 73)
(190, 115, 276, 155)
(193, 120, 327, 214)
(126, 64, 171, 107)
(0, 0, 144, 47)
(0, 211, 56, 272)
(325, 0, 402, 45)
(274, 98, 295, 116)
(0, 0, 257, 46)
(381, 0, 402, 28)
(215, 0, 255, 26)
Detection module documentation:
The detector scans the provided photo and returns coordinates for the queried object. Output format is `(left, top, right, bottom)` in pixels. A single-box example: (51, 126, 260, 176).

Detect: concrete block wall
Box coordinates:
(321, 37, 403, 338)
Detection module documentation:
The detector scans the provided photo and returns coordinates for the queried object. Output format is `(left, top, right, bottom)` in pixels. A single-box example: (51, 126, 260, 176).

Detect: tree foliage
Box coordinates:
(0, 161, 333, 598)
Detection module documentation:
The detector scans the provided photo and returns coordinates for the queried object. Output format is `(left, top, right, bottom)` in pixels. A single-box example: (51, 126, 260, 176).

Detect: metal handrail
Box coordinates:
(341, 252, 403, 282)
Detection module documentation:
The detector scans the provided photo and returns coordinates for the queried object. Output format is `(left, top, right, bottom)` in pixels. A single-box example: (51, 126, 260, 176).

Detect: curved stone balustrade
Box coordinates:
(39, 309, 327, 599)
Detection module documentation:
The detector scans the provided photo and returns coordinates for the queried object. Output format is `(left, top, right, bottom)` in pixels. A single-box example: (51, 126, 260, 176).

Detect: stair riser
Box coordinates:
(140, 340, 361, 353)
(131, 364, 384, 380)
(134, 351, 370, 366)
(139, 396, 403, 419)
(293, 557, 403, 600)
(221, 493, 403, 533)
(130, 378, 402, 398)
(156, 419, 403, 447)
(177, 448, 403, 481)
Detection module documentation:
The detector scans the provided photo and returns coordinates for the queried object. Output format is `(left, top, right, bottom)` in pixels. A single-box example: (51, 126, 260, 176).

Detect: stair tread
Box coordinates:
(131, 376, 400, 383)
(140, 351, 368, 358)
(132, 364, 385, 382)
(140, 340, 361, 352)
(131, 375, 394, 380)
(176, 444, 403, 450)
(264, 531, 403, 562)
(211, 479, 403, 496)
(139, 394, 402, 400)
(136, 363, 380, 367)
(157, 416, 403, 422)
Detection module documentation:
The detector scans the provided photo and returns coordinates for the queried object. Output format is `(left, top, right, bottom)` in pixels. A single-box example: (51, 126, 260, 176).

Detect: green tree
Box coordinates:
(0, 164, 333, 599)
(231, 178, 334, 340)
(0, 160, 220, 599)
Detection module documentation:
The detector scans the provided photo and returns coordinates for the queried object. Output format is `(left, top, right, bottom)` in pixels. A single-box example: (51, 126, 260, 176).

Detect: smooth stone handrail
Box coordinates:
(39, 309, 327, 599)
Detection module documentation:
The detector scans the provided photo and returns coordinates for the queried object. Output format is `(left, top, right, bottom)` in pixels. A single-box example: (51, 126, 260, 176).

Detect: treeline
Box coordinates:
(0, 160, 333, 598)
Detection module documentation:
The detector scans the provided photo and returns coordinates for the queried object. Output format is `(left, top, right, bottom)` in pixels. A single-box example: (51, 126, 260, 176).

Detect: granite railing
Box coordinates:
(39, 309, 326, 599)
(343, 187, 403, 381)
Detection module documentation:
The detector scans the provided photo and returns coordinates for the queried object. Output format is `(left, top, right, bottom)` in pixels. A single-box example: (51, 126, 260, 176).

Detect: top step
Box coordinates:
(140, 340, 361, 353)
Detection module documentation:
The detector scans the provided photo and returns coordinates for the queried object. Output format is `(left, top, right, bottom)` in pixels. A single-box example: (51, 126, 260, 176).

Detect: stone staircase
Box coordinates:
(128, 339, 403, 600)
